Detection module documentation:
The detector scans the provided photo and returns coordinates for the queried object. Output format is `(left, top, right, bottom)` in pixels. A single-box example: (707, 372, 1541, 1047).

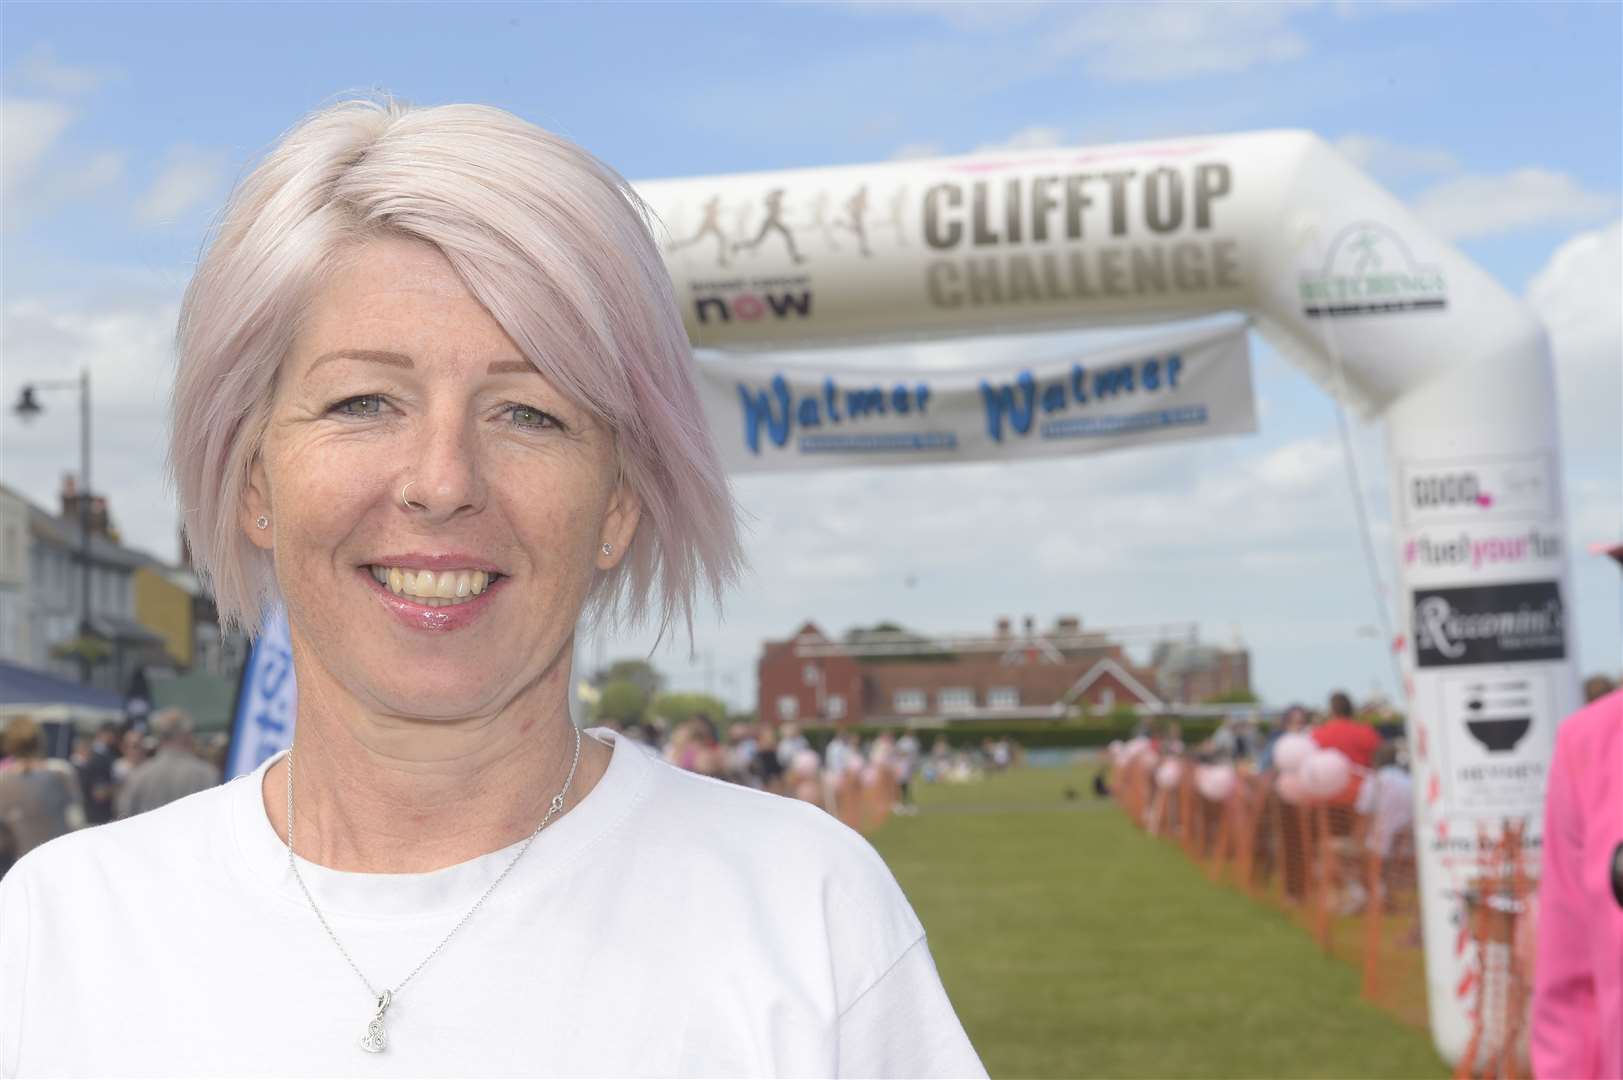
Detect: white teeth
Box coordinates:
(368, 565, 497, 606)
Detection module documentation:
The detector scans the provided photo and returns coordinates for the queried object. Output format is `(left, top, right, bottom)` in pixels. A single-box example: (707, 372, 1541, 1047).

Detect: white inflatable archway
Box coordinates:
(637, 130, 1577, 1065)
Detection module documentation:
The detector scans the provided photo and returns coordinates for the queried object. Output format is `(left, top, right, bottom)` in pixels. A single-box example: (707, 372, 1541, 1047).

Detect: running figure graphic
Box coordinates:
(1349, 228, 1384, 274)
(732, 189, 806, 264)
(834, 185, 873, 257)
(666, 195, 731, 268)
(804, 191, 841, 251)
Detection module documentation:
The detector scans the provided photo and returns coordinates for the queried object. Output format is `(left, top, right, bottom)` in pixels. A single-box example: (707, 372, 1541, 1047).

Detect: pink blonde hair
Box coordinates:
(170, 96, 741, 641)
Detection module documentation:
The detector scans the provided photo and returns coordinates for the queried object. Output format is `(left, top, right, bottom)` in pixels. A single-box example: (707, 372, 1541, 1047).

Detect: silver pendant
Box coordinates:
(359, 989, 392, 1053)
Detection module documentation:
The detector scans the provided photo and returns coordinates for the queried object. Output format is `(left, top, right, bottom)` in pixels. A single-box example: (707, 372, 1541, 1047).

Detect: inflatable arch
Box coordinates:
(638, 130, 1577, 1064)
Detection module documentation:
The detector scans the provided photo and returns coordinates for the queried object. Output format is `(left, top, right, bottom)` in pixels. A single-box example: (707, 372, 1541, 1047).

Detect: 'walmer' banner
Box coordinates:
(696, 320, 1255, 472)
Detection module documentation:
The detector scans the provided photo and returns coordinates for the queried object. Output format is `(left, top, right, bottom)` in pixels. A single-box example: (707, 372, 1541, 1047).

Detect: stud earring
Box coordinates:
(601, 542, 613, 556)
(255, 516, 269, 530)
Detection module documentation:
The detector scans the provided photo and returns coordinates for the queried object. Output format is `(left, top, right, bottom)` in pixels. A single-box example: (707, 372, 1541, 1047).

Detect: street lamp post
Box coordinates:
(14, 370, 95, 684)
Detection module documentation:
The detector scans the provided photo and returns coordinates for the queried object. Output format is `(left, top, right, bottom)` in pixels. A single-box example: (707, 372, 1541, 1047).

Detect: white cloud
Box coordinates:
(1412, 168, 1620, 241)
(16, 45, 111, 97)
(1, 98, 75, 202)
(975, 126, 1066, 153)
(1333, 133, 1459, 179)
(1, 95, 124, 228)
(1527, 219, 1623, 468)
(135, 146, 231, 226)
(1043, 2, 1313, 82)
(889, 141, 945, 162)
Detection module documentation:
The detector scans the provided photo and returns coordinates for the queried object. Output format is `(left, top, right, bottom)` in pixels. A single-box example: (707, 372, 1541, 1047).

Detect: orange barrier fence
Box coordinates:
(1111, 754, 1535, 1078)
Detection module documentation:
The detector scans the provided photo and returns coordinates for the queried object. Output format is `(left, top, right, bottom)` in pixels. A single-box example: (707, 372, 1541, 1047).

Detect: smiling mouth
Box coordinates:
(366, 565, 504, 608)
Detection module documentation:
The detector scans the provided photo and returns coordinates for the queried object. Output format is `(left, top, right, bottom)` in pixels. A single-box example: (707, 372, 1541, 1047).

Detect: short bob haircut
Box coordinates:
(171, 97, 741, 640)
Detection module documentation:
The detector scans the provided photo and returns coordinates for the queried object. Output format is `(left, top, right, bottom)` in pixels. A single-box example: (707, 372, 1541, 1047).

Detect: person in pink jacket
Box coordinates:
(1532, 686, 1623, 1079)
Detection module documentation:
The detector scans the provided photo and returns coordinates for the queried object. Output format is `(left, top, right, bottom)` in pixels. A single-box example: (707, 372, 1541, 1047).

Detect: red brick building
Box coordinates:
(756, 616, 1251, 727)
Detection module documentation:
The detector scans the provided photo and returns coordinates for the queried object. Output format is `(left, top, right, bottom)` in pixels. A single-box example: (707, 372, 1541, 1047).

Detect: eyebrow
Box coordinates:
(307, 350, 533, 375)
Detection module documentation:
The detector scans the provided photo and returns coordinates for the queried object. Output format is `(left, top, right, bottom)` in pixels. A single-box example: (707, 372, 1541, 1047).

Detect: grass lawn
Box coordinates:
(869, 762, 1447, 1078)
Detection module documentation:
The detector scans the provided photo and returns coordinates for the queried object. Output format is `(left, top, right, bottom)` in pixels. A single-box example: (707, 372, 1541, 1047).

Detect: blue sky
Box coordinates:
(3, 1, 1619, 709)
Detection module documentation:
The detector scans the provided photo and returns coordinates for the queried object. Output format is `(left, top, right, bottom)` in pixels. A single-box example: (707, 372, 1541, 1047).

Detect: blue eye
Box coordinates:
(507, 404, 558, 430)
(332, 395, 384, 417)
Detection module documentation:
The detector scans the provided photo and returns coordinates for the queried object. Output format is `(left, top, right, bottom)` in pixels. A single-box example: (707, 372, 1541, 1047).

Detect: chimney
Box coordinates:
(60, 475, 114, 539)
(1022, 615, 1035, 636)
(995, 617, 1011, 638)
(1055, 615, 1081, 634)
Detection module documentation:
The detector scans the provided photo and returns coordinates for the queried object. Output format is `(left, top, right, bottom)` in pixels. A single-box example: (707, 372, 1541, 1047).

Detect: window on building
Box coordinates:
(825, 694, 846, 720)
(893, 689, 926, 714)
(776, 695, 799, 723)
(939, 687, 975, 713)
(988, 686, 1020, 709)
(802, 663, 819, 686)
(1099, 687, 1115, 709)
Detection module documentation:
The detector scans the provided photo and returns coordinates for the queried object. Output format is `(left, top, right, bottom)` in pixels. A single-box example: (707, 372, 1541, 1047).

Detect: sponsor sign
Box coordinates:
(1434, 670, 1553, 816)
(695, 321, 1256, 472)
(1299, 221, 1446, 318)
(1400, 454, 1554, 527)
(225, 607, 297, 780)
(1412, 581, 1566, 668)
(1402, 526, 1562, 575)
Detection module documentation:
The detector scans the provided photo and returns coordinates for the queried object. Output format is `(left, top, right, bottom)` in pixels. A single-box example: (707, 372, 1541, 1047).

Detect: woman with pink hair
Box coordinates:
(0, 97, 981, 1077)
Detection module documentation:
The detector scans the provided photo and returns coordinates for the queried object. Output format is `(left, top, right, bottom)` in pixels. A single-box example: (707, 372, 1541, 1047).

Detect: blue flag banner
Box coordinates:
(225, 607, 297, 780)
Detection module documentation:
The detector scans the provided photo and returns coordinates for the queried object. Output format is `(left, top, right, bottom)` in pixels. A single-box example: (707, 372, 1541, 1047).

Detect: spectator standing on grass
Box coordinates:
(116, 709, 220, 819)
(894, 730, 920, 813)
(775, 722, 808, 769)
(750, 727, 785, 794)
(1311, 691, 1380, 806)
(1354, 741, 1414, 912)
(0, 718, 85, 869)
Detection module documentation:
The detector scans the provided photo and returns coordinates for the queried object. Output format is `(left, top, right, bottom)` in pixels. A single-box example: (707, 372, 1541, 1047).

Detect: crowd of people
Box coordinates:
(599, 716, 1021, 830)
(1118, 691, 1412, 917)
(0, 709, 224, 876)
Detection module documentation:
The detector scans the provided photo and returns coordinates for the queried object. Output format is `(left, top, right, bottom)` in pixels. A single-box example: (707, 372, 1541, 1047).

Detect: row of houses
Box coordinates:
(757, 616, 1251, 727)
(0, 477, 247, 727)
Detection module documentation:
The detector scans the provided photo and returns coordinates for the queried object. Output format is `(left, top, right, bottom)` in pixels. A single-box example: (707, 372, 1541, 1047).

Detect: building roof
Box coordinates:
(0, 657, 124, 711)
(26, 504, 173, 572)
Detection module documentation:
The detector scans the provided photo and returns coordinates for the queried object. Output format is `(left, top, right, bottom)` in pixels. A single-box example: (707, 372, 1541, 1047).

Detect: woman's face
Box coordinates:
(243, 235, 640, 721)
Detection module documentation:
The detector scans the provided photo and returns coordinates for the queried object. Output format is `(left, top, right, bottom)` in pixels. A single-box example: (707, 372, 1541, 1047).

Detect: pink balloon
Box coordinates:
(1154, 759, 1184, 789)
(1301, 748, 1353, 799)
(1274, 732, 1314, 773)
(1197, 764, 1237, 802)
(1277, 770, 1309, 805)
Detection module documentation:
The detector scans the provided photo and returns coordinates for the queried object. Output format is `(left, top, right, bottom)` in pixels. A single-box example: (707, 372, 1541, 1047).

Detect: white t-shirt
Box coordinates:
(0, 730, 984, 1078)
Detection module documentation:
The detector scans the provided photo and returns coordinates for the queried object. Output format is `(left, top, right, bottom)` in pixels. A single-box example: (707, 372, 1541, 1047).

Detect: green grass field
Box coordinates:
(868, 762, 1447, 1078)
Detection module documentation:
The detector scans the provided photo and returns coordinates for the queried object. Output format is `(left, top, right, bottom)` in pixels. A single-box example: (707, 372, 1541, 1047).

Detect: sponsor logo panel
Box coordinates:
(1401, 526, 1562, 575)
(1433, 669, 1552, 817)
(1399, 455, 1555, 527)
(1299, 222, 1447, 318)
(1411, 580, 1566, 668)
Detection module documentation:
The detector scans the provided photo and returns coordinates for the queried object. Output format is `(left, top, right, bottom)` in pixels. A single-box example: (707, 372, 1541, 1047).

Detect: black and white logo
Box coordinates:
(1412, 581, 1565, 668)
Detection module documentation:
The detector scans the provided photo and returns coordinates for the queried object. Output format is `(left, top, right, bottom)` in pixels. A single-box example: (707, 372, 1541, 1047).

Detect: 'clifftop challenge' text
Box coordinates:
(922, 162, 1240, 308)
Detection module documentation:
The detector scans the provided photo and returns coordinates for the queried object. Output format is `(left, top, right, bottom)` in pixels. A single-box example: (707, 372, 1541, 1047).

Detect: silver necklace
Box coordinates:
(284, 724, 583, 1054)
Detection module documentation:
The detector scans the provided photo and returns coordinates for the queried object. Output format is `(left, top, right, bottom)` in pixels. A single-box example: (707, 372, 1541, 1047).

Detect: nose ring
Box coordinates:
(401, 481, 424, 510)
